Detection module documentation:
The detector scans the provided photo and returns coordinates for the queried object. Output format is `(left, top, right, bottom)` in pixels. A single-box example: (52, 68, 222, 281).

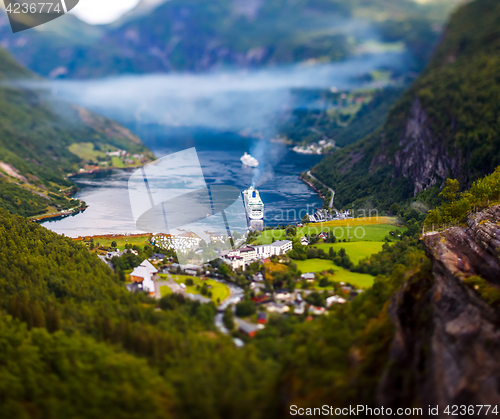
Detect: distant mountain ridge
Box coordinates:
(311, 0, 500, 210)
(0, 0, 459, 78)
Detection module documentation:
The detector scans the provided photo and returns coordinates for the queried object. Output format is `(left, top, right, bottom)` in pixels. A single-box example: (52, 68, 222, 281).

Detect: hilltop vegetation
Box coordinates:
(311, 0, 500, 210)
(0, 0, 457, 77)
(425, 166, 500, 226)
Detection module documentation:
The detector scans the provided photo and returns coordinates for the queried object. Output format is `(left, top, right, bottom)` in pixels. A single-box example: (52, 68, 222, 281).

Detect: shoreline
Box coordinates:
(36, 162, 153, 225)
(300, 173, 325, 200)
(31, 205, 89, 223)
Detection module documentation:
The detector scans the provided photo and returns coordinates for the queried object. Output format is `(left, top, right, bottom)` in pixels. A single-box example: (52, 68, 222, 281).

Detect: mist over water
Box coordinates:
(47, 52, 408, 134)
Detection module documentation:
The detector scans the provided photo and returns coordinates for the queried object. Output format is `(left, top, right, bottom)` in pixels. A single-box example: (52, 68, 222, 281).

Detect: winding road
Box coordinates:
(307, 171, 335, 209)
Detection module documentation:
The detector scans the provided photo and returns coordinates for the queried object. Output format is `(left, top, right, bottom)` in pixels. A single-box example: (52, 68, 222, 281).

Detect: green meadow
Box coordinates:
(159, 274, 230, 304)
(295, 258, 375, 288)
(314, 242, 385, 264)
(254, 223, 404, 245)
(83, 234, 151, 249)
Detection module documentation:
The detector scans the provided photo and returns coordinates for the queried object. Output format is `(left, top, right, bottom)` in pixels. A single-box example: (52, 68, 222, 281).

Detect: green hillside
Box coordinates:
(0, 48, 154, 217)
(0, 0, 458, 77)
(311, 0, 500, 210)
(0, 198, 427, 418)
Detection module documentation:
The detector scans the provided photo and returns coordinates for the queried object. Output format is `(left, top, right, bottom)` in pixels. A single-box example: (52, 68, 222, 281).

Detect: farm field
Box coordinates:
(295, 258, 374, 288)
(254, 218, 404, 245)
(68, 142, 107, 160)
(313, 216, 397, 227)
(159, 274, 230, 303)
(314, 242, 385, 264)
(295, 258, 336, 272)
(80, 234, 151, 249)
(111, 156, 125, 167)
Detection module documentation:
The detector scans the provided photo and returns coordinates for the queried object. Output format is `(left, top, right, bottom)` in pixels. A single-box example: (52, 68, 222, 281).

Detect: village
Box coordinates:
(76, 213, 406, 343)
(88, 230, 369, 343)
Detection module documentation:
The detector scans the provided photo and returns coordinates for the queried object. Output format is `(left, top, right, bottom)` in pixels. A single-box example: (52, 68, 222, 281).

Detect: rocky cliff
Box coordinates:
(377, 205, 500, 415)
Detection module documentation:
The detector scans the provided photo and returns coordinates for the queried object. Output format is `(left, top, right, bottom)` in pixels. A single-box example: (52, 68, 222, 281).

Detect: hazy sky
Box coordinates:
(70, 0, 142, 24)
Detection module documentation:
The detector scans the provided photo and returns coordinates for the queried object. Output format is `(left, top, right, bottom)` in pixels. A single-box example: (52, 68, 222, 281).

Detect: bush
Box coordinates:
(223, 307, 235, 330)
(236, 300, 256, 317)
(318, 277, 330, 287)
(186, 278, 194, 286)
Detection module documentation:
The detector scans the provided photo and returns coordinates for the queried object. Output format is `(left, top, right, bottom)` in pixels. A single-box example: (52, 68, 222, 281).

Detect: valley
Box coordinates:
(0, 0, 499, 418)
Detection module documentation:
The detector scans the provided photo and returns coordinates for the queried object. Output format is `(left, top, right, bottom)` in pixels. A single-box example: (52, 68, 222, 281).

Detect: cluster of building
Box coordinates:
(307, 209, 352, 223)
(218, 240, 293, 270)
(106, 149, 127, 157)
(248, 282, 347, 320)
(151, 233, 202, 253)
(292, 140, 335, 155)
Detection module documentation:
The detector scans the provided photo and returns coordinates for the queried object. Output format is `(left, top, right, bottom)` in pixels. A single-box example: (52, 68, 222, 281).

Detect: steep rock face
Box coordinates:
(425, 206, 500, 283)
(393, 99, 462, 196)
(378, 206, 500, 414)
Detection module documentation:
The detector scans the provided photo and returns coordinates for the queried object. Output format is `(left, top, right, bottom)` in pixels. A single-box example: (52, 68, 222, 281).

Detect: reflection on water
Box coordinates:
(44, 128, 323, 237)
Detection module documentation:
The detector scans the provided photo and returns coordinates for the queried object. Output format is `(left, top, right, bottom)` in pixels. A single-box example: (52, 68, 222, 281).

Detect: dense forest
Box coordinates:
(0, 205, 430, 418)
(311, 0, 500, 211)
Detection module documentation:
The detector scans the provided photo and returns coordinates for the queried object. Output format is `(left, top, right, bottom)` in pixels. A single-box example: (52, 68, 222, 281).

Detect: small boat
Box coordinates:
(240, 152, 259, 168)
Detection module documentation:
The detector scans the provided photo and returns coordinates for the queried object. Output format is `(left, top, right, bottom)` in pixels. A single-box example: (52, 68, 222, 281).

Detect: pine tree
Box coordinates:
(31, 301, 46, 328)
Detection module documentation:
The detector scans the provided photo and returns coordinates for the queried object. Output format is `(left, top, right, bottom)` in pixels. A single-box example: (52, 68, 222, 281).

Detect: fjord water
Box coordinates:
(44, 53, 408, 237)
(44, 126, 323, 237)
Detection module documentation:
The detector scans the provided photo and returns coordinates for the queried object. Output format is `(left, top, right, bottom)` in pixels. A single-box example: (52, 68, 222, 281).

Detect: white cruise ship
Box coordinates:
(242, 186, 264, 220)
(240, 152, 259, 167)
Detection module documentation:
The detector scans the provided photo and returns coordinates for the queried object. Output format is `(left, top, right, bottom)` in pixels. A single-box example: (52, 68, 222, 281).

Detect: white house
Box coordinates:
(266, 302, 290, 314)
(301, 272, 316, 282)
(238, 246, 257, 262)
(309, 305, 327, 315)
(129, 259, 158, 294)
(300, 236, 310, 246)
(223, 255, 245, 270)
(275, 290, 292, 301)
(218, 245, 257, 268)
(254, 240, 293, 259)
(326, 295, 347, 307)
(293, 302, 306, 315)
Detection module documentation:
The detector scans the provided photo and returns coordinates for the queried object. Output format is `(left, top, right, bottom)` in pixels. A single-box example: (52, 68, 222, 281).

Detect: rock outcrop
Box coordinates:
(378, 205, 500, 416)
(393, 99, 462, 197)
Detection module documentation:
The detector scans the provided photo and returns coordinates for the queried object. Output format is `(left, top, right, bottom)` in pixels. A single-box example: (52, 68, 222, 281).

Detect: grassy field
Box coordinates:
(312, 216, 397, 227)
(83, 234, 151, 249)
(255, 223, 403, 244)
(160, 286, 172, 297)
(68, 142, 106, 160)
(295, 258, 337, 272)
(159, 274, 230, 304)
(314, 242, 385, 264)
(111, 156, 125, 168)
(295, 258, 374, 288)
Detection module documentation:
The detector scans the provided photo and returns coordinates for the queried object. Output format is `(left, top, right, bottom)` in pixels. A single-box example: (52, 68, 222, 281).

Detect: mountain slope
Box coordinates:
(311, 0, 500, 210)
(1, 0, 453, 78)
(0, 47, 154, 217)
